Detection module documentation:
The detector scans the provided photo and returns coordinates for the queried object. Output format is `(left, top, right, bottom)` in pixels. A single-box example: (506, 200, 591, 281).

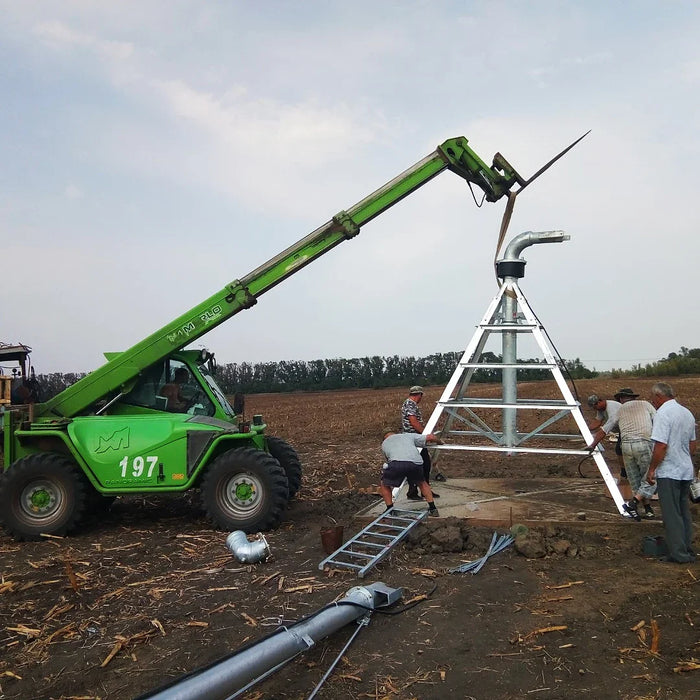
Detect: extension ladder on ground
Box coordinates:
(318, 507, 428, 578)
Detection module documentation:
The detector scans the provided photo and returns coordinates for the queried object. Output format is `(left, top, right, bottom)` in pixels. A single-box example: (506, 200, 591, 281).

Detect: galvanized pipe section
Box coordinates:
(502, 290, 518, 445)
(140, 583, 400, 700)
(502, 230, 568, 261)
(225, 531, 270, 564)
(498, 231, 569, 446)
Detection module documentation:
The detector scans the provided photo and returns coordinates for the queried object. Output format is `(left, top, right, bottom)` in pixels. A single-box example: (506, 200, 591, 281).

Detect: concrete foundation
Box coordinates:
(355, 477, 660, 530)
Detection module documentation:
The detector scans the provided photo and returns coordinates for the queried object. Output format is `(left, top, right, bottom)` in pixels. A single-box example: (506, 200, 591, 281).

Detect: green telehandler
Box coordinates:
(0, 135, 576, 540)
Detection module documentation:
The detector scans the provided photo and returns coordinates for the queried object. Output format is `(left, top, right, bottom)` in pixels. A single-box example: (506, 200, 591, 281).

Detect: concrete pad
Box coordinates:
(354, 477, 657, 531)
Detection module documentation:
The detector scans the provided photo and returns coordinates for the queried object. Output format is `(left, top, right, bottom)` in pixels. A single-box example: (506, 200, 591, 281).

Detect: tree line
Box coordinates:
(212, 352, 598, 394)
(610, 347, 700, 378)
(20, 347, 700, 400)
(26, 351, 598, 400)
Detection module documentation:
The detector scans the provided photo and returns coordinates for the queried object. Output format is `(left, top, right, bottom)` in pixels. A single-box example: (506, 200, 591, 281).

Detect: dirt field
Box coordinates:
(1, 377, 699, 700)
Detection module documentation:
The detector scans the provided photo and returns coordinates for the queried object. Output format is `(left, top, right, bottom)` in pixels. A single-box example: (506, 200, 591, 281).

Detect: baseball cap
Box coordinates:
(409, 385, 424, 395)
(614, 387, 639, 399)
(587, 395, 600, 407)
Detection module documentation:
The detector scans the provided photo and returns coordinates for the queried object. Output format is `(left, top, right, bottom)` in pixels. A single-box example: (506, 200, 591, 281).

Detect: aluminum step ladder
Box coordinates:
(318, 507, 429, 578)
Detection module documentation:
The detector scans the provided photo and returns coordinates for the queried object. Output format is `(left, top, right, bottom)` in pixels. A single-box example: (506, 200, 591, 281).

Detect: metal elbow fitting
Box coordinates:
(496, 230, 570, 279)
(226, 531, 271, 563)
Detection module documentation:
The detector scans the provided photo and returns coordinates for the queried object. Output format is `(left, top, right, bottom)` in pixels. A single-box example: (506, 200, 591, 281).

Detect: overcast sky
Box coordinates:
(2, 1, 699, 376)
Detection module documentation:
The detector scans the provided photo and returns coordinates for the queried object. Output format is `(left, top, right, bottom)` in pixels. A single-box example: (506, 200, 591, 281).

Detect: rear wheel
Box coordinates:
(266, 436, 302, 499)
(0, 453, 87, 541)
(201, 448, 289, 532)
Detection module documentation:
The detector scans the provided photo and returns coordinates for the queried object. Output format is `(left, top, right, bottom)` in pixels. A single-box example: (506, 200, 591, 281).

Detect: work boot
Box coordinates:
(644, 504, 655, 519)
(434, 472, 447, 482)
(406, 487, 423, 501)
(623, 499, 642, 522)
(428, 505, 440, 517)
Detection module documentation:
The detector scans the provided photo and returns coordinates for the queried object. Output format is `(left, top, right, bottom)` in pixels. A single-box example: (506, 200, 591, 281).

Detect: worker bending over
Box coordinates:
(380, 428, 441, 516)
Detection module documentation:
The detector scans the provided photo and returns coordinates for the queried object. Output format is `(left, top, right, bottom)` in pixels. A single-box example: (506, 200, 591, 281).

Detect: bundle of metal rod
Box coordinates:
(449, 532, 514, 574)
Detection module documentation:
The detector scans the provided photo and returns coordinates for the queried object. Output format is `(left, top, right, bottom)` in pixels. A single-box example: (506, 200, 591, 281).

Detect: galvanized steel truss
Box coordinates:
(423, 279, 625, 515)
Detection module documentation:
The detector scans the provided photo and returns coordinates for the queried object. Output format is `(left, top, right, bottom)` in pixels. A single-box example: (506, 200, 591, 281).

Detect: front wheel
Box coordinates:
(266, 436, 302, 499)
(0, 453, 88, 541)
(200, 448, 289, 533)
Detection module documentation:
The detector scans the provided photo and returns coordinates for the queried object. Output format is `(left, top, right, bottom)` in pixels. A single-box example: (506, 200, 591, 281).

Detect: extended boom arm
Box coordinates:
(39, 137, 527, 419)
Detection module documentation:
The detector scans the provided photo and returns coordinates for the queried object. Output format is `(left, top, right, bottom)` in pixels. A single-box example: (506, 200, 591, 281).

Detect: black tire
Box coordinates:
(200, 448, 289, 533)
(266, 436, 302, 499)
(0, 453, 88, 541)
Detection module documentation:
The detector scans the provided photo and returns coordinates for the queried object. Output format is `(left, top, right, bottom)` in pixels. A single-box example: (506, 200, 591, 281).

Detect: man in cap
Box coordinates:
(401, 385, 441, 499)
(586, 393, 627, 494)
(380, 428, 440, 516)
(588, 388, 656, 520)
(587, 394, 621, 433)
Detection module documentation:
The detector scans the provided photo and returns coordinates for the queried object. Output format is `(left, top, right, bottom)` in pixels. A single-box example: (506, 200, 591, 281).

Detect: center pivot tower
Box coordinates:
(423, 231, 625, 514)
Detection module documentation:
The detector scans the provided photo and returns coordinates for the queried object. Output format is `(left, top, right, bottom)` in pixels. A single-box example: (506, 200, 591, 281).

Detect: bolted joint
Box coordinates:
(332, 211, 360, 239)
(225, 281, 257, 308)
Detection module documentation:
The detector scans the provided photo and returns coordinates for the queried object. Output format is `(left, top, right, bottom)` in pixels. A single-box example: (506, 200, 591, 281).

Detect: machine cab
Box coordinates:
(116, 351, 237, 421)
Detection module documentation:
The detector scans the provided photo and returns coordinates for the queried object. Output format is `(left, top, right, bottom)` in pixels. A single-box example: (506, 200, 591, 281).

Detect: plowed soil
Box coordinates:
(1, 377, 699, 700)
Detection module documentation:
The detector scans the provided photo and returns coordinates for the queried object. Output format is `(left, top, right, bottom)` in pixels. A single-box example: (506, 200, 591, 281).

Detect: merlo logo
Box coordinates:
(96, 426, 130, 453)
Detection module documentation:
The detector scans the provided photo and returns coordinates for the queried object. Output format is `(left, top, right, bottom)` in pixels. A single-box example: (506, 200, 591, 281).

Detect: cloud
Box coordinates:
(64, 183, 83, 199)
(153, 78, 377, 161)
(33, 19, 134, 61)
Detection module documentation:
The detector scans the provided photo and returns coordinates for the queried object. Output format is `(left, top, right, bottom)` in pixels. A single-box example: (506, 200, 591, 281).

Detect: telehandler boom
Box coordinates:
(0, 135, 565, 540)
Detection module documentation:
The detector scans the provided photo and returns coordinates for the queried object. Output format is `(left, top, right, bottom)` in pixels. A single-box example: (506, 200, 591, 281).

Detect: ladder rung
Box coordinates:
(381, 516, 421, 524)
(481, 323, 537, 330)
(351, 541, 386, 549)
(459, 362, 556, 369)
(439, 400, 575, 409)
(368, 525, 405, 532)
(339, 551, 375, 560)
(364, 531, 398, 539)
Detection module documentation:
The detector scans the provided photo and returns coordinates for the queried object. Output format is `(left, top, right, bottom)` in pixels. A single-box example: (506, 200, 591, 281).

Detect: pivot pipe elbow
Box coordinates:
(226, 531, 270, 564)
(497, 230, 569, 279)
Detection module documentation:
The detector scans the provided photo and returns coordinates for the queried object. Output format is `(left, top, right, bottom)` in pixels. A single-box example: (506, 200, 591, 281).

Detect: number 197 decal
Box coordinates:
(119, 455, 159, 478)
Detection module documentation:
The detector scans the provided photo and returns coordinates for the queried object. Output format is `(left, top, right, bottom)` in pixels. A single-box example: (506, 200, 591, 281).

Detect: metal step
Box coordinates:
(318, 507, 429, 578)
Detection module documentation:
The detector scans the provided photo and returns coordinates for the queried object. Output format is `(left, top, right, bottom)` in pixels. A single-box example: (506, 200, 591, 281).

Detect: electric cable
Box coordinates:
(466, 180, 486, 208)
(577, 453, 596, 478)
(529, 304, 581, 404)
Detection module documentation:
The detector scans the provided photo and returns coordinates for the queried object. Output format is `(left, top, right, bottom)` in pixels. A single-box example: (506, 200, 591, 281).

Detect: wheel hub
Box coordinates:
(220, 470, 266, 518)
(233, 480, 255, 504)
(22, 481, 59, 516)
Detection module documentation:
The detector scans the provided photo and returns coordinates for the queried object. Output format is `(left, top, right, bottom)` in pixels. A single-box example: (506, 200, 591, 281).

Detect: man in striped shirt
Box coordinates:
(588, 387, 656, 520)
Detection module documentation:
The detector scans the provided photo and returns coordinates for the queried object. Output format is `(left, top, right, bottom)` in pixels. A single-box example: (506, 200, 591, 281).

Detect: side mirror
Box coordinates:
(233, 392, 245, 416)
